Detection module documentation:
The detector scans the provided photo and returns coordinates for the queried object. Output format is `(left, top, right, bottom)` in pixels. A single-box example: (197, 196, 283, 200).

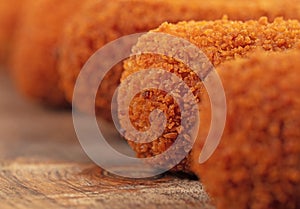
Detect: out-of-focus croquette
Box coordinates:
(58, 0, 300, 120)
(119, 18, 300, 172)
(0, 0, 27, 65)
(191, 48, 300, 209)
(10, 0, 89, 106)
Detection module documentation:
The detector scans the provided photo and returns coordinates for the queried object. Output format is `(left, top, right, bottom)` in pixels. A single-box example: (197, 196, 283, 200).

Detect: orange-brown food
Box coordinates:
(191, 48, 300, 209)
(119, 18, 300, 173)
(0, 0, 27, 66)
(58, 0, 300, 120)
(10, 0, 89, 106)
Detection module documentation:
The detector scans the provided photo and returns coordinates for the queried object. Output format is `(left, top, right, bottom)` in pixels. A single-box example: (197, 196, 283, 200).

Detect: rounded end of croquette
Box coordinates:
(119, 18, 300, 173)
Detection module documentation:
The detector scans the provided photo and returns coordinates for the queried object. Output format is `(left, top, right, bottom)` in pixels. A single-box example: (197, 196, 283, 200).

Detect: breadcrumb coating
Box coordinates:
(191, 47, 300, 209)
(58, 0, 300, 120)
(9, 0, 88, 106)
(119, 18, 300, 172)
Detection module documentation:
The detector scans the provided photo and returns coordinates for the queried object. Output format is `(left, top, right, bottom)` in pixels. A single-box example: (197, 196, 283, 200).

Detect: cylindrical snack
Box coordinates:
(118, 18, 300, 172)
(0, 0, 27, 66)
(10, 0, 89, 106)
(59, 0, 300, 120)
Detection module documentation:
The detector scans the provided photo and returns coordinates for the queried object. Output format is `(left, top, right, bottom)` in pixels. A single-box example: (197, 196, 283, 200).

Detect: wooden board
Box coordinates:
(0, 72, 213, 209)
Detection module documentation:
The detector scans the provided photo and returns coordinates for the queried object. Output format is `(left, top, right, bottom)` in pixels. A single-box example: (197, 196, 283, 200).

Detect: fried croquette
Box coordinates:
(0, 0, 26, 65)
(118, 17, 300, 173)
(191, 48, 300, 209)
(10, 0, 89, 106)
(58, 0, 300, 120)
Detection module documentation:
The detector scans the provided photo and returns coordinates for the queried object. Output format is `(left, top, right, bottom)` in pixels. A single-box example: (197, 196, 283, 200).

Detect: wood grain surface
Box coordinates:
(0, 71, 213, 209)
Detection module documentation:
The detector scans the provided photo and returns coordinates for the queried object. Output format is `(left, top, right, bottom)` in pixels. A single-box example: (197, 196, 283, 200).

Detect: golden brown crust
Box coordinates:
(191, 47, 300, 209)
(58, 0, 300, 120)
(119, 18, 300, 172)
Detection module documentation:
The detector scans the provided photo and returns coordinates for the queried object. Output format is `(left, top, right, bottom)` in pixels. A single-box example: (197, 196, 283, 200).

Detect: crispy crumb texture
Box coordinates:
(119, 18, 300, 172)
(58, 0, 300, 120)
